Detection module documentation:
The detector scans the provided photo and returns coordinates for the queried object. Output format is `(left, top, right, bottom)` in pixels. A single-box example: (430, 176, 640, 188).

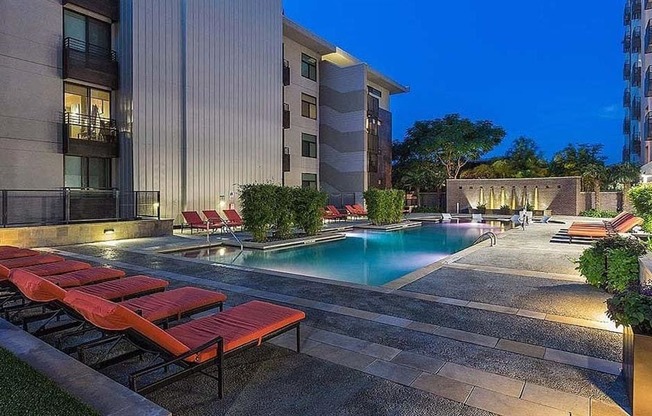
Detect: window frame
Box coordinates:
(301, 93, 317, 119)
(64, 156, 112, 189)
(301, 53, 317, 81)
(301, 173, 318, 189)
(301, 133, 317, 158)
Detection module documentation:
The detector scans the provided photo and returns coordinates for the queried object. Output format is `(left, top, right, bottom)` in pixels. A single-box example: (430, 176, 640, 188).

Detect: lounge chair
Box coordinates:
(441, 213, 460, 223)
(0, 260, 91, 280)
(471, 213, 484, 222)
(223, 209, 244, 229)
(64, 291, 305, 397)
(0, 254, 65, 285)
(568, 216, 644, 242)
(353, 204, 368, 216)
(0, 247, 39, 261)
(202, 210, 226, 228)
(324, 205, 346, 221)
(570, 212, 631, 229)
(9, 270, 225, 335)
(46, 267, 126, 288)
(181, 211, 223, 234)
(345, 205, 363, 218)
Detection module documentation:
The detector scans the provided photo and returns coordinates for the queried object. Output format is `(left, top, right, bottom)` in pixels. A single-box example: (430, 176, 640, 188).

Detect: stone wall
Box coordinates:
(579, 192, 623, 213)
(446, 177, 582, 215)
(0, 220, 172, 248)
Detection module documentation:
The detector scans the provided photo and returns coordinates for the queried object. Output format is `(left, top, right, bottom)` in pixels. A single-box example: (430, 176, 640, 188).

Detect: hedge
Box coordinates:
(363, 189, 405, 225)
(239, 184, 327, 242)
(628, 184, 652, 232)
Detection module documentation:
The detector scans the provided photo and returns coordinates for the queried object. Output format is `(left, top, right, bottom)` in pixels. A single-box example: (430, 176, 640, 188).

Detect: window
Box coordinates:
(301, 133, 317, 158)
(65, 82, 112, 141)
(65, 156, 111, 188)
(368, 85, 383, 98)
(301, 94, 317, 119)
(301, 53, 317, 81)
(64, 10, 111, 50)
(302, 173, 317, 189)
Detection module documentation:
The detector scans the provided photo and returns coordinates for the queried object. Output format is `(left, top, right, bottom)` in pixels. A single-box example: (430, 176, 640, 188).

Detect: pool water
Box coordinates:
(175, 222, 505, 286)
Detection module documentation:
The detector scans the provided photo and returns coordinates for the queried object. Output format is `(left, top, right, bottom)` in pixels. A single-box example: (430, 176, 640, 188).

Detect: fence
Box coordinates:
(0, 189, 160, 227)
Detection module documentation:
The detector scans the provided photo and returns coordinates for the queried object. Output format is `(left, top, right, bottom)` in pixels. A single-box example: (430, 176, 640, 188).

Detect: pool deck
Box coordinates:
(33, 216, 629, 416)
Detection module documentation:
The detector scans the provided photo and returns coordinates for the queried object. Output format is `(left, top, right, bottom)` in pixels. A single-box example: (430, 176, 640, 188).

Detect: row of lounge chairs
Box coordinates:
(0, 245, 305, 397)
(567, 212, 643, 243)
(323, 204, 367, 221)
(181, 209, 244, 234)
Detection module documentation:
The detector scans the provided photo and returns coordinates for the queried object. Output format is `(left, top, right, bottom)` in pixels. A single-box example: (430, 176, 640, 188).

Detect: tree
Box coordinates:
(505, 137, 548, 177)
(396, 161, 445, 205)
(549, 143, 606, 177)
(404, 114, 506, 179)
(610, 162, 641, 195)
(583, 163, 608, 210)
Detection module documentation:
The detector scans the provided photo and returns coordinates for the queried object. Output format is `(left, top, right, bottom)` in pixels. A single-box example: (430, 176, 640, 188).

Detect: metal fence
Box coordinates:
(0, 188, 160, 227)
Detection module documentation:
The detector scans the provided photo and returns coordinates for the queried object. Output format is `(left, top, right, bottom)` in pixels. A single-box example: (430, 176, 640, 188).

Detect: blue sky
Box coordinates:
(283, 0, 624, 163)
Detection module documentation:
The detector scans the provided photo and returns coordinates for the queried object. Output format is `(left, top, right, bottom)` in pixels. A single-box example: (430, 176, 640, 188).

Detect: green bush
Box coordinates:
(292, 187, 327, 236)
(240, 184, 278, 242)
(274, 186, 295, 240)
(606, 285, 652, 334)
(628, 184, 652, 231)
(576, 236, 647, 291)
(579, 209, 619, 218)
(475, 204, 486, 214)
(364, 189, 405, 225)
(498, 205, 512, 215)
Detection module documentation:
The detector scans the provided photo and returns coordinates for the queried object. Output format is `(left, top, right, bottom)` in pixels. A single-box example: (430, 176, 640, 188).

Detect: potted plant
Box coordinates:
(606, 283, 652, 415)
(474, 204, 486, 214)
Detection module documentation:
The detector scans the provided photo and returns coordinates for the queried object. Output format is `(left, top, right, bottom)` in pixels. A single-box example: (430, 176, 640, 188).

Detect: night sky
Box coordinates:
(283, 0, 624, 163)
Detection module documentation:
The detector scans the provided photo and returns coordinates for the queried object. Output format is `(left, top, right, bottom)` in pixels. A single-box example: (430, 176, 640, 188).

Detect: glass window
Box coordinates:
(65, 156, 111, 188)
(88, 158, 110, 188)
(64, 10, 111, 51)
(368, 85, 383, 98)
(301, 53, 317, 81)
(64, 156, 83, 188)
(64, 10, 86, 44)
(88, 19, 110, 50)
(302, 173, 317, 189)
(301, 94, 317, 119)
(65, 83, 111, 141)
(301, 133, 317, 158)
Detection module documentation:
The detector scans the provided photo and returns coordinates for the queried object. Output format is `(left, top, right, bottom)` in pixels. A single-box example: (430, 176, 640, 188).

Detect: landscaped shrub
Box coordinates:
(274, 186, 295, 240)
(292, 187, 327, 236)
(576, 235, 647, 292)
(628, 184, 652, 231)
(579, 209, 619, 218)
(607, 284, 652, 334)
(364, 189, 405, 225)
(240, 184, 278, 242)
(498, 205, 512, 215)
(475, 204, 486, 214)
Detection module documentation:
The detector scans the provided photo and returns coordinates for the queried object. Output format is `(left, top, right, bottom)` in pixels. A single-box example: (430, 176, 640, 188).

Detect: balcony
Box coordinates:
(283, 103, 290, 129)
(633, 97, 642, 119)
(625, 61, 632, 80)
(367, 133, 380, 154)
(367, 95, 380, 118)
(63, 112, 119, 158)
(63, 38, 118, 89)
(647, 67, 652, 96)
(647, 23, 652, 53)
(624, 117, 632, 135)
(283, 59, 290, 86)
(367, 153, 379, 173)
(634, 0, 642, 19)
(633, 27, 642, 53)
(624, 88, 631, 107)
(624, 33, 632, 53)
(647, 113, 652, 138)
(633, 65, 642, 86)
(283, 147, 290, 172)
(625, 4, 632, 25)
(633, 134, 642, 155)
(62, 0, 119, 21)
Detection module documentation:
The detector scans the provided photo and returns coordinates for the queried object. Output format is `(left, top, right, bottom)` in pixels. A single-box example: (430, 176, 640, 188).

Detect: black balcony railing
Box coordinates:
(283, 103, 290, 129)
(367, 95, 380, 118)
(647, 22, 652, 53)
(0, 189, 160, 227)
(625, 4, 632, 25)
(283, 59, 290, 86)
(283, 147, 290, 172)
(64, 112, 119, 158)
(634, 0, 643, 19)
(633, 133, 642, 155)
(367, 133, 380, 154)
(63, 37, 118, 89)
(633, 27, 642, 52)
(633, 65, 642, 86)
(647, 113, 652, 139)
(624, 33, 632, 53)
(624, 117, 632, 135)
(625, 61, 632, 80)
(646, 67, 652, 96)
(633, 98, 642, 119)
(624, 88, 631, 107)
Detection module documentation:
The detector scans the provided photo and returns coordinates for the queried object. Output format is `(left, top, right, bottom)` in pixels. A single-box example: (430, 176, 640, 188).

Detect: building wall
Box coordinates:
(446, 177, 583, 216)
(319, 61, 366, 201)
(579, 192, 623, 213)
(282, 36, 320, 188)
(0, 0, 64, 189)
(126, 0, 283, 222)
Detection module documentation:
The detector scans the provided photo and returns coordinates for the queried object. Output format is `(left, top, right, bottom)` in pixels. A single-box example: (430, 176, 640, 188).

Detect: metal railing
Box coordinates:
(472, 232, 497, 247)
(0, 189, 160, 227)
(64, 37, 117, 62)
(64, 112, 117, 143)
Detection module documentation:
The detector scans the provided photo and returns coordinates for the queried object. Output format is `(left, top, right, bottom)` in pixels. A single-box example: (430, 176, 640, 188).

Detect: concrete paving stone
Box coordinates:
(308, 328, 371, 352)
(521, 382, 589, 416)
(434, 297, 471, 307)
(437, 362, 525, 398)
(466, 301, 519, 315)
(331, 305, 382, 320)
(373, 314, 413, 328)
(390, 351, 446, 374)
(516, 309, 548, 320)
(363, 360, 421, 386)
(495, 338, 546, 359)
(360, 343, 402, 361)
(466, 387, 569, 416)
(411, 373, 474, 403)
(544, 348, 622, 376)
(313, 344, 378, 371)
(590, 399, 629, 416)
(407, 321, 441, 334)
(432, 326, 500, 348)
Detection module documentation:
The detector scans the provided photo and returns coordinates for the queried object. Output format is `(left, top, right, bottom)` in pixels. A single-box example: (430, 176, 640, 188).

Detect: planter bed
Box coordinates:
(353, 221, 422, 232)
(623, 326, 652, 415)
(222, 232, 346, 251)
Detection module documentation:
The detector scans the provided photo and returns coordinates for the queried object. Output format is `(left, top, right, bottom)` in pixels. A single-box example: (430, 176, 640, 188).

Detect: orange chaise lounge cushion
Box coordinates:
(64, 291, 305, 364)
(0, 260, 91, 281)
(46, 267, 126, 288)
(119, 287, 227, 322)
(71, 275, 169, 301)
(0, 247, 39, 261)
(0, 254, 65, 279)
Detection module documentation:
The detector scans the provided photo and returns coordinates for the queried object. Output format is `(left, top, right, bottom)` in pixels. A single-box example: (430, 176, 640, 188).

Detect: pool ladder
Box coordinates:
(472, 232, 497, 247)
(205, 220, 244, 253)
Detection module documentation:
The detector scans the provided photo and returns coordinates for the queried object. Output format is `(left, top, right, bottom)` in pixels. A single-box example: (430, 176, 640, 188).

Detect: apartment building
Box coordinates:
(0, 0, 406, 222)
(623, 0, 652, 163)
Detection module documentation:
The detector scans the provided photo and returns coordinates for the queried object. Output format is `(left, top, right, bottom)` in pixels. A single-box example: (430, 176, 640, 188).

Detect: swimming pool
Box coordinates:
(174, 222, 505, 286)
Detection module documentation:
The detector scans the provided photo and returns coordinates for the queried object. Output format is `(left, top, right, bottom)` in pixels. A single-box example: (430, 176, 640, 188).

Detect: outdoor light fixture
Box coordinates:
(103, 228, 115, 235)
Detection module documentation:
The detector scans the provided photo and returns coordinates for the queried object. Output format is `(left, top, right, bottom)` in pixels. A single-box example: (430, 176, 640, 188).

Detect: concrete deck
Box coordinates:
(21, 218, 629, 416)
